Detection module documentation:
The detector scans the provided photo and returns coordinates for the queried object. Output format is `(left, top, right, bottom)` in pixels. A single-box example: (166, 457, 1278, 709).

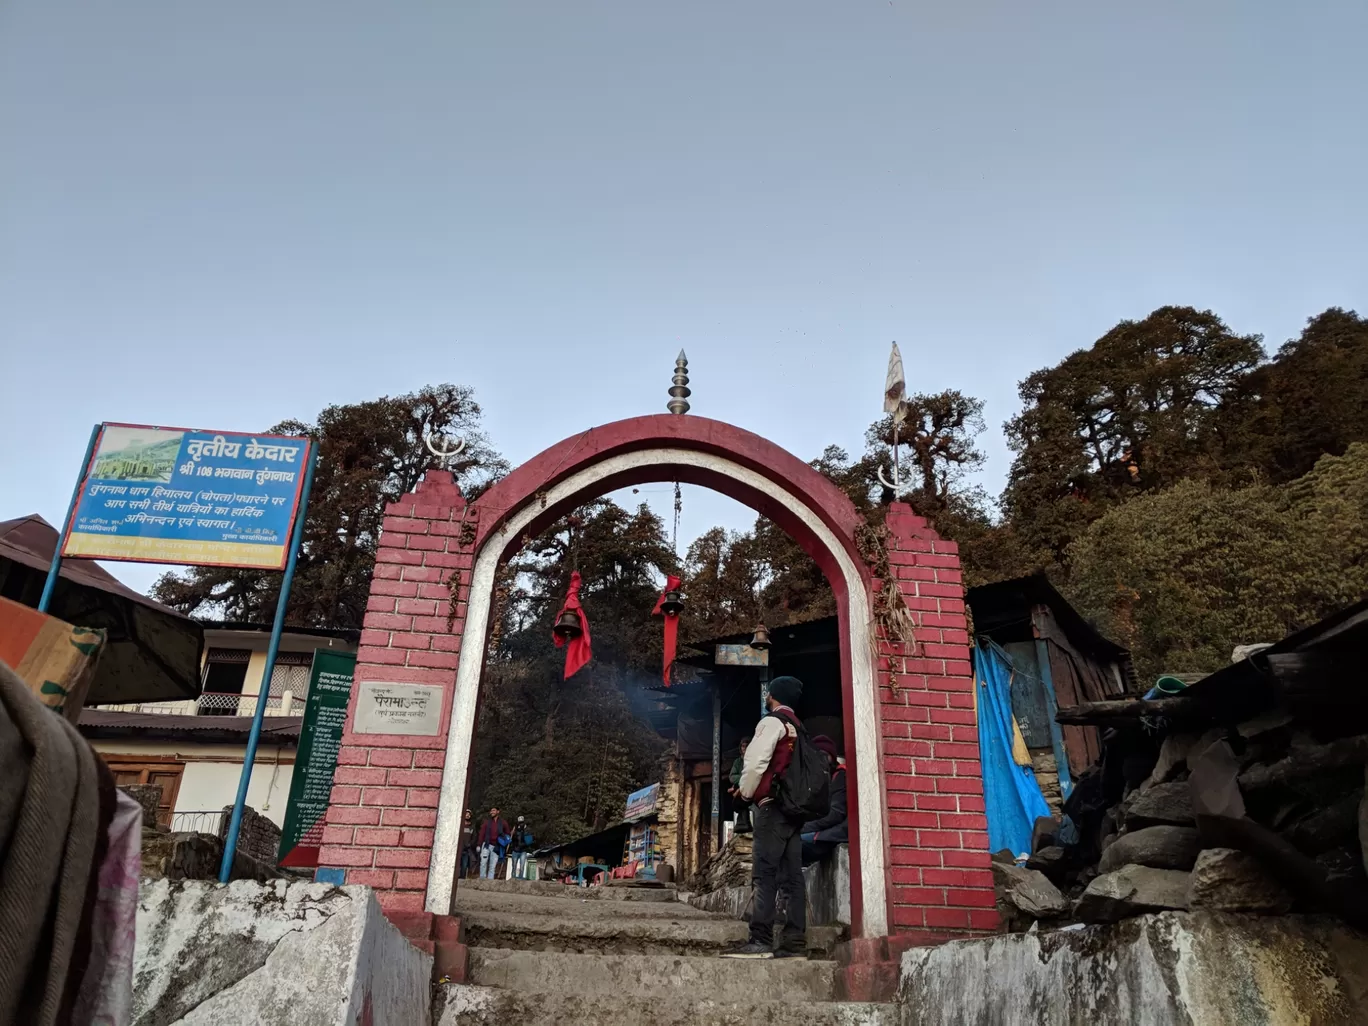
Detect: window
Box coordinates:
(200, 647, 250, 715)
(267, 651, 314, 700)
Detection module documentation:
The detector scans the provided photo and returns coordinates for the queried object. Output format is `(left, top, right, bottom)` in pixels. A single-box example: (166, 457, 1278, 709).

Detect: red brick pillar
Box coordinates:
(839, 503, 996, 1001)
(319, 470, 475, 915)
(877, 502, 997, 942)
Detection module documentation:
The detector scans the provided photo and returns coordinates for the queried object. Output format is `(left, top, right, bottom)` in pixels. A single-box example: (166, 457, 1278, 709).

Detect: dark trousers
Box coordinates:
(749, 803, 806, 950)
(801, 837, 836, 867)
(735, 799, 752, 833)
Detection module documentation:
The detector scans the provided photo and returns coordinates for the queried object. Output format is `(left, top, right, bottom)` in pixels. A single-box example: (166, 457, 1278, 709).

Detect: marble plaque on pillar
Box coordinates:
(353, 682, 444, 736)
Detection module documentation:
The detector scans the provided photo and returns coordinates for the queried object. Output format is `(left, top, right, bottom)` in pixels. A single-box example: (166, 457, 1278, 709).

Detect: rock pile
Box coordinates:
(993, 713, 1367, 930)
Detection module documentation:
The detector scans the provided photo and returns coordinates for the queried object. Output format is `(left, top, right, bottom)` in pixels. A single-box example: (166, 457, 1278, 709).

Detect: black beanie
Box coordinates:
(768, 675, 803, 708)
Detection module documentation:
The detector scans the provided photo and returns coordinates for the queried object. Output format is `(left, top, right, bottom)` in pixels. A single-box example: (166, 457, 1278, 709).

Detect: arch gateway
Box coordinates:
(320, 413, 996, 970)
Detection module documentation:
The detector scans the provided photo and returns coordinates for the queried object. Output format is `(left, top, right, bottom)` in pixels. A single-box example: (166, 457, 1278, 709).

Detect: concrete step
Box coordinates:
(436, 986, 899, 1026)
(466, 948, 839, 1004)
(453, 888, 746, 955)
(457, 877, 677, 902)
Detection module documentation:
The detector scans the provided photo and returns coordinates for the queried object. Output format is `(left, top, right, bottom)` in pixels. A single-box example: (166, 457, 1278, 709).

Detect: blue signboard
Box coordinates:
(624, 783, 660, 822)
(62, 423, 310, 570)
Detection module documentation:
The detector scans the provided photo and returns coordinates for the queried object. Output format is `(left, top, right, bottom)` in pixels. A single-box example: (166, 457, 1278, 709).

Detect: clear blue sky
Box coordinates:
(3, 1, 1364, 595)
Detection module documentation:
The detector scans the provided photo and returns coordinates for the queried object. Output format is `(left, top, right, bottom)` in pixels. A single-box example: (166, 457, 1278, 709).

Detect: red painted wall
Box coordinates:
(318, 470, 475, 913)
(878, 504, 997, 941)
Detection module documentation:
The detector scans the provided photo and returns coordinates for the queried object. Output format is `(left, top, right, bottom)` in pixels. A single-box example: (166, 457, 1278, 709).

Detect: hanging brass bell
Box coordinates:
(660, 589, 685, 616)
(553, 608, 583, 640)
(749, 625, 771, 651)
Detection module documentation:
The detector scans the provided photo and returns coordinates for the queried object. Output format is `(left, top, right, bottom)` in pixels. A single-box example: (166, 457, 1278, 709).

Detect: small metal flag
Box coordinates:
(884, 342, 906, 422)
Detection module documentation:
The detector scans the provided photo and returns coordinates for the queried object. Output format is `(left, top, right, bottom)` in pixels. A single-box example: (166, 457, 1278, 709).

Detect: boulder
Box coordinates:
(1143, 733, 1197, 788)
(1098, 826, 1201, 874)
(1188, 848, 1292, 914)
(119, 784, 164, 828)
(1025, 845, 1067, 879)
(992, 862, 1069, 920)
(1031, 816, 1060, 853)
(1122, 781, 1195, 829)
(1360, 767, 1368, 878)
(1075, 865, 1191, 923)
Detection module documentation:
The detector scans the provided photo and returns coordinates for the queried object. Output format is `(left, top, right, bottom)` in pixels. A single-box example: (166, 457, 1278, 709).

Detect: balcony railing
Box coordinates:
(94, 690, 306, 718)
(170, 809, 227, 835)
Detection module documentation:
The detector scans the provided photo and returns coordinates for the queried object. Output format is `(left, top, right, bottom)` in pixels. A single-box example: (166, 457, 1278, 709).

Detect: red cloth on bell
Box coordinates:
(553, 570, 593, 679)
(651, 574, 682, 687)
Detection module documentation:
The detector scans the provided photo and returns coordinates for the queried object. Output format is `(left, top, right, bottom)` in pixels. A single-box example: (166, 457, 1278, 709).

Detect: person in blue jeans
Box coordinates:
(508, 816, 534, 879)
(477, 806, 509, 879)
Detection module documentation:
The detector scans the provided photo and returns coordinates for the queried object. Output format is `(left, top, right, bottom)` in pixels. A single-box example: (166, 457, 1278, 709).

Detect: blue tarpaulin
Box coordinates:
(975, 639, 1053, 857)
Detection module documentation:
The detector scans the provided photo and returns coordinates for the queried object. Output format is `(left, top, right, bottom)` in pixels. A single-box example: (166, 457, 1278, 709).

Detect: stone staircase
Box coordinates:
(432, 880, 898, 1025)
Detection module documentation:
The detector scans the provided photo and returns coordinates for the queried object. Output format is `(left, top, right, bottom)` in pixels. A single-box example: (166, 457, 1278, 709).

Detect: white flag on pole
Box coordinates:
(884, 342, 906, 420)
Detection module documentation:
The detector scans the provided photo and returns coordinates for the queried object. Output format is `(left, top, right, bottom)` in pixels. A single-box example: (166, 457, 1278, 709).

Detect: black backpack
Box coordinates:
(771, 710, 831, 821)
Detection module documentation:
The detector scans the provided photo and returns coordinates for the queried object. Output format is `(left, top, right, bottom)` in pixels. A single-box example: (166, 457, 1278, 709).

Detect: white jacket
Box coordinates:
(738, 708, 797, 803)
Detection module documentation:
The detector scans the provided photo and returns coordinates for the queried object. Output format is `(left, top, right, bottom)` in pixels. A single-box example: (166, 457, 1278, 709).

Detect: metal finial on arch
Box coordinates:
(667, 350, 691, 415)
(424, 430, 466, 470)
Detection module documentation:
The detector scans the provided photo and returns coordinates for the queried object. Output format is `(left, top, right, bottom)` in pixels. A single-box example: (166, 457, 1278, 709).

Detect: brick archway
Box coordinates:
(323, 415, 995, 951)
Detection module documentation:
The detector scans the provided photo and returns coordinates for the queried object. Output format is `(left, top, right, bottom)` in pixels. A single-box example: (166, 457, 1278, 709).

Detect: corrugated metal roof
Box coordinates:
(79, 709, 302, 744)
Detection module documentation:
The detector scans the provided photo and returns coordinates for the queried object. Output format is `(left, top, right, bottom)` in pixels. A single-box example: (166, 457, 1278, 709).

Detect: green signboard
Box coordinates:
(278, 648, 356, 867)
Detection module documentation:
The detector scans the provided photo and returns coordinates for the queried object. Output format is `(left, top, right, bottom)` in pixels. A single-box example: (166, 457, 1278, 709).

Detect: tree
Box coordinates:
(1216, 308, 1368, 484)
(152, 384, 507, 627)
(678, 527, 764, 641)
(869, 390, 987, 514)
(468, 499, 676, 843)
(1065, 443, 1368, 682)
(741, 445, 879, 628)
(1003, 307, 1265, 562)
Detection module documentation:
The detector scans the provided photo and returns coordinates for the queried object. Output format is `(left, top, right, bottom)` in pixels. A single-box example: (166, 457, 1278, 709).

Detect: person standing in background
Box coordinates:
(508, 816, 534, 879)
(800, 735, 847, 866)
(477, 807, 509, 880)
(459, 809, 477, 879)
(728, 737, 752, 834)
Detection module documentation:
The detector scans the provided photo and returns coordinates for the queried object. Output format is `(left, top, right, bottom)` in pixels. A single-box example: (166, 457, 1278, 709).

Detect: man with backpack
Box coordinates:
(722, 675, 828, 959)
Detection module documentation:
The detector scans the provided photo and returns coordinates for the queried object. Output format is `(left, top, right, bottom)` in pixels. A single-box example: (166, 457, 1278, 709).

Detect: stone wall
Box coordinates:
(805, 843, 851, 928)
(141, 831, 274, 883)
(898, 911, 1368, 1026)
(132, 879, 431, 1026)
(218, 804, 281, 866)
(121, 784, 163, 828)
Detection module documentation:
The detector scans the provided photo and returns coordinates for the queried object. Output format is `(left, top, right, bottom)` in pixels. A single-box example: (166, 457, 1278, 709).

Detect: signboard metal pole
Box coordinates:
(38, 424, 102, 613)
(219, 442, 319, 882)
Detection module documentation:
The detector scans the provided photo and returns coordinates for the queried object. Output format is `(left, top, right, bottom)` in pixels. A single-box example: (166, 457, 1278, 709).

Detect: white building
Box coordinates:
(80, 621, 357, 833)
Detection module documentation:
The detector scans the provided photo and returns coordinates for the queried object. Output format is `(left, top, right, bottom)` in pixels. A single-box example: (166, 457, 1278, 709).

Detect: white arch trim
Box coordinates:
(425, 447, 889, 936)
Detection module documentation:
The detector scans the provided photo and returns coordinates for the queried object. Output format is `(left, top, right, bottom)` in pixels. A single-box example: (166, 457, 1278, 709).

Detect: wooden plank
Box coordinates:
(1054, 696, 1201, 725)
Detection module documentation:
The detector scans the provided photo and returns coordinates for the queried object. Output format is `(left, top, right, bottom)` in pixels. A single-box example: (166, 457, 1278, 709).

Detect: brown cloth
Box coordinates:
(0, 658, 112, 1026)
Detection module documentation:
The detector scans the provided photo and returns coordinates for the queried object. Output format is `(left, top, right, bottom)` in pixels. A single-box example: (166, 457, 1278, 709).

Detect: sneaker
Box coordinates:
(720, 941, 774, 959)
(773, 948, 806, 959)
